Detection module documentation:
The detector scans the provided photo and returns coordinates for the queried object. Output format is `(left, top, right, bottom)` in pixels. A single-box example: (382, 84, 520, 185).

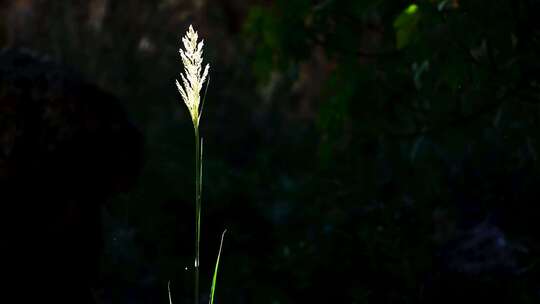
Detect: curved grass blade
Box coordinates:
(209, 229, 227, 304)
(168, 281, 173, 304)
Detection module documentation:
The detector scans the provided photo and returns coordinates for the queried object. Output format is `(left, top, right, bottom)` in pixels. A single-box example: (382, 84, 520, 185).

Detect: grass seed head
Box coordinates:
(176, 25, 210, 127)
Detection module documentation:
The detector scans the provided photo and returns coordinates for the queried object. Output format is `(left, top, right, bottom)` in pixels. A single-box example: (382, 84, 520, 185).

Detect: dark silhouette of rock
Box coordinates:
(0, 48, 142, 303)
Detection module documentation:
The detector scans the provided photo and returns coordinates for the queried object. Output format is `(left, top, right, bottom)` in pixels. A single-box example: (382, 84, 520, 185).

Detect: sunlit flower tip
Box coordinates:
(176, 24, 210, 126)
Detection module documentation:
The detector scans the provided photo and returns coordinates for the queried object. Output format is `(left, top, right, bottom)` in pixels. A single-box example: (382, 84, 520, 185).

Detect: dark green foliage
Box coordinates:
(240, 0, 540, 302)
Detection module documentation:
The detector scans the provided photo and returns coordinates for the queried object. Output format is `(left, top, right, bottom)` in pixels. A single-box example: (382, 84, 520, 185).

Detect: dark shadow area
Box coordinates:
(0, 48, 142, 303)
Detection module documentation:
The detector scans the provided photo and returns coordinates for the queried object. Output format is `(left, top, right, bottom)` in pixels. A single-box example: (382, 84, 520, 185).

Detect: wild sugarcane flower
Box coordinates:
(176, 25, 210, 127)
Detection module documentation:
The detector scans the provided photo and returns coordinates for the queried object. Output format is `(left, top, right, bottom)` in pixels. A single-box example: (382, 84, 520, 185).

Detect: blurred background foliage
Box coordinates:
(2, 0, 540, 303)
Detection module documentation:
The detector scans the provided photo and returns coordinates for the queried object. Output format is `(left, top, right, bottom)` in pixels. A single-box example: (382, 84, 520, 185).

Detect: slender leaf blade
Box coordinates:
(209, 229, 227, 304)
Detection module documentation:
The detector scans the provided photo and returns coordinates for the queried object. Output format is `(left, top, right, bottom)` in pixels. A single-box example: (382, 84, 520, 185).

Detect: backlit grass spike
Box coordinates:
(176, 25, 210, 127)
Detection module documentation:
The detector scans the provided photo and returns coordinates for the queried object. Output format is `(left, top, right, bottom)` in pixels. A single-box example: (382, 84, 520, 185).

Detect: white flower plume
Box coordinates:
(176, 25, 210, 126)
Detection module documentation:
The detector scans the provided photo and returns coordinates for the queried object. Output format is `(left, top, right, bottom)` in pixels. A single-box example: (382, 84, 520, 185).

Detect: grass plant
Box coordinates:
(173, 25, 225, 304)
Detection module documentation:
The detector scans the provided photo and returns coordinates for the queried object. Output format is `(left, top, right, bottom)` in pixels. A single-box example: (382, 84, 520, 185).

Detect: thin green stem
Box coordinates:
(194, 125, 201, 304)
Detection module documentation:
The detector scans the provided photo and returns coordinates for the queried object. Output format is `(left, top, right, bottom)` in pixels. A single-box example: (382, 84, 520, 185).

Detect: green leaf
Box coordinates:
(209, 229, 227, 304)
(393, 4, 421, 49)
